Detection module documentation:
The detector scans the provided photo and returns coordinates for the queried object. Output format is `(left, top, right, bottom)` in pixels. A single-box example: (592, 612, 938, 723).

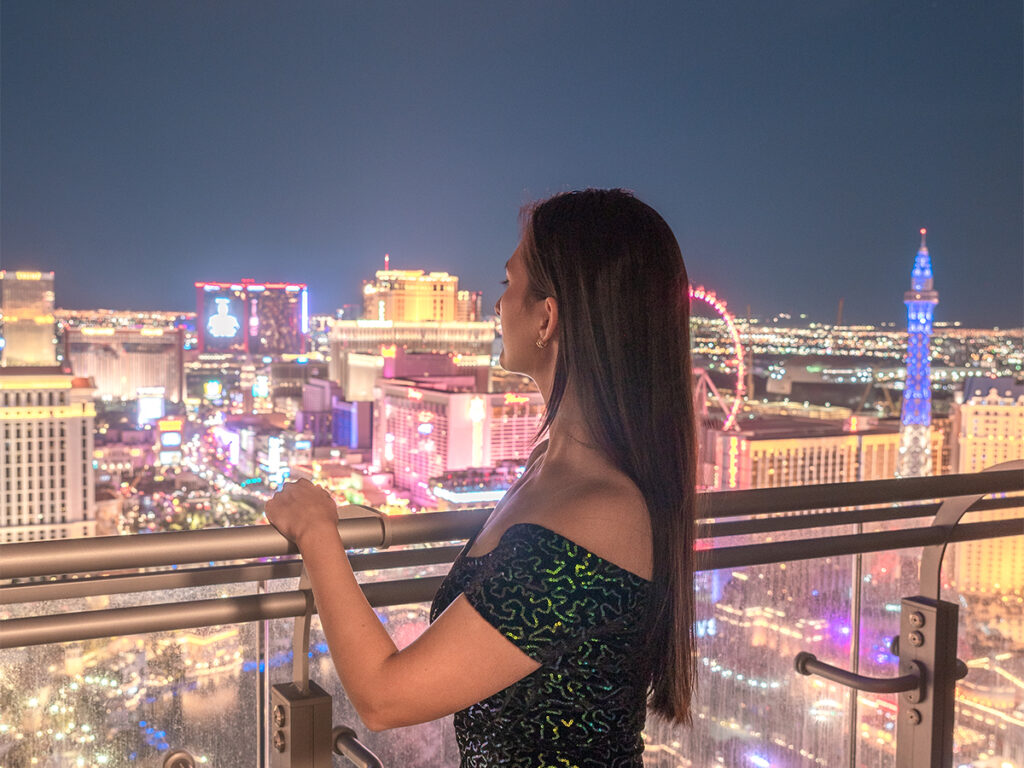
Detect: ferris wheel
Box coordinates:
(689, 285, 746, 430)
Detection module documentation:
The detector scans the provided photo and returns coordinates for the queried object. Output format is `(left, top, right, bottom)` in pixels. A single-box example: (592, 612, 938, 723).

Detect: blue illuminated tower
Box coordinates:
(897, 229, 939, 477)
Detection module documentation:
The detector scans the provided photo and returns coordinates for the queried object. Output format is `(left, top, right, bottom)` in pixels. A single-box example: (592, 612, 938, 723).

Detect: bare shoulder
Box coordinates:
(540, 475, 652, 581)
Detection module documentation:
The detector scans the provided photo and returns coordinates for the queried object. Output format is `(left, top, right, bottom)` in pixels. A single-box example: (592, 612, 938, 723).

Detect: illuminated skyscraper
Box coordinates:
(0, 270, 58, 367)
(705, 415, 943, 490)
(362, 261, 459, 323)
(65, 326, 185, 402)
(950, 377, 1024, 595)
(0, 370, 97, 543)
(897, 229, 939, 477)
(372, 377, 544, 505)
(456, 289, 484, 322)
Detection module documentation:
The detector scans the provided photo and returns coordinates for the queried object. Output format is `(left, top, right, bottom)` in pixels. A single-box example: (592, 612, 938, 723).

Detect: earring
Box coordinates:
(535, 337, 548, 349)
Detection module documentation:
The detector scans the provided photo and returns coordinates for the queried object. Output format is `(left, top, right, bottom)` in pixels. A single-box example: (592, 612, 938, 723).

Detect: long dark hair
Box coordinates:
(521, 188, 697, 724)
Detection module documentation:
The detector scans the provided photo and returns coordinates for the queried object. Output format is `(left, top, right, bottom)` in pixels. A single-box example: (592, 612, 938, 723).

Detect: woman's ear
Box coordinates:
(539, 296, 559, 346)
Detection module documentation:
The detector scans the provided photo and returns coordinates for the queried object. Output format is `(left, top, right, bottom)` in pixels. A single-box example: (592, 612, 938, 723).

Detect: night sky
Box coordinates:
(2, 1, 1021, 327)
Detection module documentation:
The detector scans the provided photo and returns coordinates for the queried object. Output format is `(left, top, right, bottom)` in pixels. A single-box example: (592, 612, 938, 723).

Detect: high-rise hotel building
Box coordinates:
(705, 415, 943, 491)
(1, 271, 97, 542)
(950, 377, 1024, 473)
(0, 270, 58, 367)
(950, 377, 1024, 595)
(363, 267, 458, 322)
(332, 265, 495, 395)
(361, 264, 483, 324)
(0, 369, 97, 543)
(372, 377, 544, 505)
(65, 326, 185, 402)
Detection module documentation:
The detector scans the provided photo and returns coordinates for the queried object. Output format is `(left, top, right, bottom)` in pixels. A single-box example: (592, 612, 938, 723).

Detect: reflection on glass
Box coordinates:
(0, 586, 258, 766)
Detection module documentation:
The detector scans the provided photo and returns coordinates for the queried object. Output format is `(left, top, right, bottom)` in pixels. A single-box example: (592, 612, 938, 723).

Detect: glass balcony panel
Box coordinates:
(643, 548, 857, 767)
(852, 508, 935, 767)
(265, 587, 459, 766)
(949, 500, 1023, 768)
(854, 500, 1024, 768)
(3, 476, 1016, 767)
(0, 584, 259, 767)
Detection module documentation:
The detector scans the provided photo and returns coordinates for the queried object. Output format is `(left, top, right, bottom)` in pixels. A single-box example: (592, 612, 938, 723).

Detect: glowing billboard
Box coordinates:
(198, 285, 247, 353)
(137, 386, 166, 424)
(195, 281, 308, 355)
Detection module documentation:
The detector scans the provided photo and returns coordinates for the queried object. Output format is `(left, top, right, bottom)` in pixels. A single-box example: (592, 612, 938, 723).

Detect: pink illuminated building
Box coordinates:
(372, 377, 543, 505)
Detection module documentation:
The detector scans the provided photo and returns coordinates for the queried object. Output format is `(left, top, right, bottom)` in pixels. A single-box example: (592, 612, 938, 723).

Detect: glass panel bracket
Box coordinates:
(270, 565, 334, 767)
(893, 596, 960, 768)
(270, 680, 334, 767)
(795, 596, 965, 768)
(269, 564, 384, 768)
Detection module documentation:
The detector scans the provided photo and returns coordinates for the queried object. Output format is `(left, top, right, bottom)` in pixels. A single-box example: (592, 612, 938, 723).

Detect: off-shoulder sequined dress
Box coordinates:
(429, 522, 653, 768)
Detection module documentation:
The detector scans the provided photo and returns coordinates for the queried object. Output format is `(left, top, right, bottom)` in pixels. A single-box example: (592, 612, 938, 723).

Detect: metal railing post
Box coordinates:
(258, 579, 271, 767)
(797, 460, 1022, 768)
(897, 459, 1024, 768)
(847, 524, 864, 768)
(894, 596, 959, 768)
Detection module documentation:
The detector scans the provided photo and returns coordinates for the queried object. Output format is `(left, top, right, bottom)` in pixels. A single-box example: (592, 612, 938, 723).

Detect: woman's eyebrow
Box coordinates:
(504, 260, 510, 272)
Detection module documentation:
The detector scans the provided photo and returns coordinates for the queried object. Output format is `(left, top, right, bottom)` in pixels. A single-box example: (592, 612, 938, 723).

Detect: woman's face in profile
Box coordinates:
(495, 242, 543, 375)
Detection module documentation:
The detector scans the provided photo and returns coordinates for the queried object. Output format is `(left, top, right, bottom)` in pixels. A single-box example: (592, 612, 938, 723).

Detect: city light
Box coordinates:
(689, 285, 746, 429)
(2, 233, 1020, 768)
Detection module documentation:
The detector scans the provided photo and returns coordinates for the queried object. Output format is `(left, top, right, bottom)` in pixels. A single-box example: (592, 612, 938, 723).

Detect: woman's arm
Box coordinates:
(265, 479, 540, 731)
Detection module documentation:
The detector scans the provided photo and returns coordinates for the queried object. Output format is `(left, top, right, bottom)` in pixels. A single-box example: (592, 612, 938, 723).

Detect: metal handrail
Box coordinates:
(0, 545, 467, 605)
(2, 528, 1021, 649)
(3, 518, 1020, 649)
(699, 469, 1022, 517)
(703, 494, 1021, 538)
(705, 517, 1023, 570)
(4, 494, 1018, 607)
(2, 470, 1020, 581)
(2, 576, 447, 648)
(1, 471, 1021, 649)
(5, 494, 1021, 607)
(0, 506, 489, 580)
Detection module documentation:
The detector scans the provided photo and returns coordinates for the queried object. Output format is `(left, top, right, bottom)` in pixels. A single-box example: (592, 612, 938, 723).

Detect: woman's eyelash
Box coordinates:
(500, 279, 509, 286)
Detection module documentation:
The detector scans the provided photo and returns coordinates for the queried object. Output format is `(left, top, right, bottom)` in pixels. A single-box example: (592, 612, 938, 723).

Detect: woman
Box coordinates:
(265, 188, 698, 766)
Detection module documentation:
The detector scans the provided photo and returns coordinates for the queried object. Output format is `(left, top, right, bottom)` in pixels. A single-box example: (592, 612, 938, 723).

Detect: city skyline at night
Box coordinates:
(2, 3, 1023, 767)
(2, 1, 1021, 327)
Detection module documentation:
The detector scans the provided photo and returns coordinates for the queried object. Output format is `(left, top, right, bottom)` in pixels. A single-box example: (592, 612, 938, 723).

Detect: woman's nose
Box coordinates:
(494, 298, 501, 316)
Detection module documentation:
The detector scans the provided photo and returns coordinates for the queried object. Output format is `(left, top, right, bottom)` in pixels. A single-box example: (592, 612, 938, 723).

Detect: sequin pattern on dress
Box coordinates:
(429, 523, 653, 768)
